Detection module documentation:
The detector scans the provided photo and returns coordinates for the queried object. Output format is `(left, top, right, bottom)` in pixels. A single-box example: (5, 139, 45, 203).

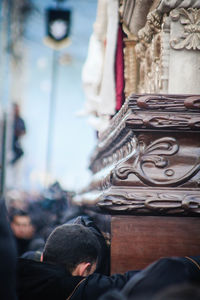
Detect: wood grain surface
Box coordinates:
(111, 215, 200, 274)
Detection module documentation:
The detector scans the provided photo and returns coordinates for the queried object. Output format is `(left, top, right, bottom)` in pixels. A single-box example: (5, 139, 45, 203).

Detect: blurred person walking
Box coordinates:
(11, 103, 26, 165)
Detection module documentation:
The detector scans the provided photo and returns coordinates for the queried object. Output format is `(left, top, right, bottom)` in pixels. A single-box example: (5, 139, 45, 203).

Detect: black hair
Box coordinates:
(43, 223, 99, 273)
(9, 209, 29, 222)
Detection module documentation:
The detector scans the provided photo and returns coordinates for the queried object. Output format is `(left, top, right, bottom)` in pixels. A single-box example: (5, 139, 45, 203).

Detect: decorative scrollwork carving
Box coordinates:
(91, 130, 136, 174)
(98, 191, 200, 214)
(129, 94, 200, 110)
(170, 8, 200, 50)
(126, 114, 200, 129)
(182, 194, 200, 212)
(114, 136, 200, 187)
(184, 96, 200, 108)
(90, 94, 200, 174)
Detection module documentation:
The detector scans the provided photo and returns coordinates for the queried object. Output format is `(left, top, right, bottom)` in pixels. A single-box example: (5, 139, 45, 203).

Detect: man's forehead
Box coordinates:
(14, 215, 30, 223)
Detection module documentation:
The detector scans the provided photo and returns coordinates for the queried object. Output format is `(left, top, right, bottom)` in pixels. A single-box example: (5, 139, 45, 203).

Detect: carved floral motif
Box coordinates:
(170, 8, 200, 50)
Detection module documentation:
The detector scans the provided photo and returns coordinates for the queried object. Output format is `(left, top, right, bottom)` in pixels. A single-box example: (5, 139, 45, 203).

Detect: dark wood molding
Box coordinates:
(74, 94, 200, 216)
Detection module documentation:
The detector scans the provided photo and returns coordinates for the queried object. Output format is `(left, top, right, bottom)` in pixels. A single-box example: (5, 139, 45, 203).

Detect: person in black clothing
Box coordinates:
(17, 219, 200, 300)
(99, 256, 200, 300)
(0, 198, 17, 300)
(11, 103, 26, 165)
(17, 221, 137, 300)
(121, 256, 200, 300)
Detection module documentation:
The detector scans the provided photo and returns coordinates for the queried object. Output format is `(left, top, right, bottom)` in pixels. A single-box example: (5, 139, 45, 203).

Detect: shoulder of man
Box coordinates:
(69, 270, 138, 300)
(17, 258, 84, 300)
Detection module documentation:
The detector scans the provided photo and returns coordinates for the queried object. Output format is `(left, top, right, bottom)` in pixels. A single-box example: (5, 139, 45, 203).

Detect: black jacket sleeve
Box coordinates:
(71, 270, 138, 300)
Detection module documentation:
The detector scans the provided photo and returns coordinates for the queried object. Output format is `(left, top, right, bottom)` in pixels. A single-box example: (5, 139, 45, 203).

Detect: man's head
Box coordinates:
(13, 103, 20, 117)
(43, 223, 99, 276)
(10, 209, 35, 240)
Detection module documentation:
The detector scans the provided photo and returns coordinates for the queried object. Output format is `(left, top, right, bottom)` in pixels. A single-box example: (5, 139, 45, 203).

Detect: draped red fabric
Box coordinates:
(115, 23, 125, 112)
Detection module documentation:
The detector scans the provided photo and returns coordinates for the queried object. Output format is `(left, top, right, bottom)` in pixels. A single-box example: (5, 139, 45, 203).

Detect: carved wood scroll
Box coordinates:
(75, 94, 200, 216)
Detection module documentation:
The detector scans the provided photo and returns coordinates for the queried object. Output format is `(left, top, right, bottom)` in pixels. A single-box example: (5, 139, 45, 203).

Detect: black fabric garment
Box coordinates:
(154, 283, 200, 300)
(121, 256, 200, 300)
(17, 258, 137, 300)
(15, 236, 32, 256)
(17, 258, 83, 300)
(70, 271, 138, 300)
(99, 256, 200, 300)
(0, 198, 17, 300)
(21, 250, 42, 261)
(99, 289, 125, 300)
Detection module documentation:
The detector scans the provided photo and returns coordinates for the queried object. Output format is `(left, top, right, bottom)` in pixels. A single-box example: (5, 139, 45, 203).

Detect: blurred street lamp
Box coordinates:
(44, 4, 72, 187)
(44, 7, 71, 50)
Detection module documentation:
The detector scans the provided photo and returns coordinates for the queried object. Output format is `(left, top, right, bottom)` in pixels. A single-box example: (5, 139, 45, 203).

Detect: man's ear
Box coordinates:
(40, 253, 43, 262)
(72, 262, 91, 277)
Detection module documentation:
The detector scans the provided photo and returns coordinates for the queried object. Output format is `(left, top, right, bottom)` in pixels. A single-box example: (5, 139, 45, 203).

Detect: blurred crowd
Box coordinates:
(0, 182, 199, 300)
(6, 181, 83, 258)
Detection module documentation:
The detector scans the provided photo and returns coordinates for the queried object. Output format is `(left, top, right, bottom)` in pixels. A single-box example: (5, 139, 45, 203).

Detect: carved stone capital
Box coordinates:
(170, 8, 200, 50)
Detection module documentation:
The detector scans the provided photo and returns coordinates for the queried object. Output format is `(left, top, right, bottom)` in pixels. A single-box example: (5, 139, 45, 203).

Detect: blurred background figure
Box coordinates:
(10, 209, 35, 256)
(7, 181, 70, 258)
(11, 103, 26, 165)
